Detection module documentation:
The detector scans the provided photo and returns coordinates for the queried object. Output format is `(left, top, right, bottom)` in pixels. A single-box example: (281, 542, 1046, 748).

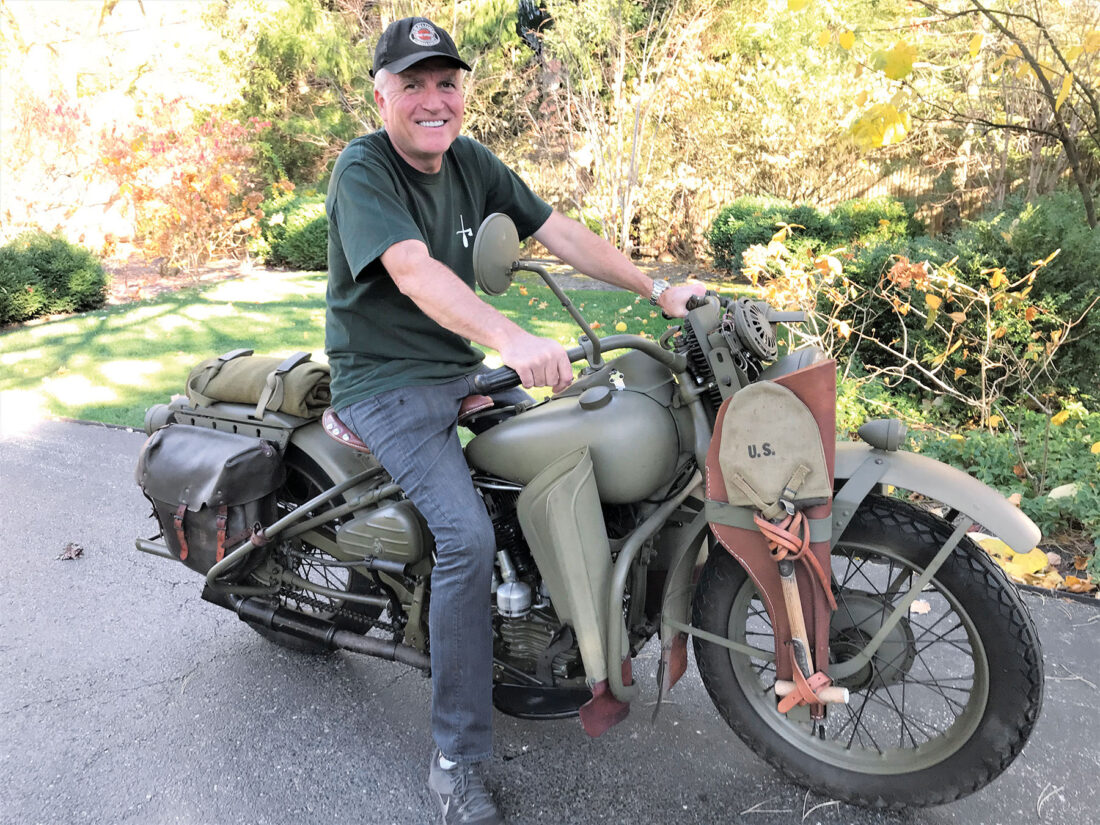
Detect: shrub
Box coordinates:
(707, 195, 918, 275)
(949, 192, 1100, 397)
(829, 197, 921, 246)
(0, 232, 107, 325)
(707, 197, 827, 273)
(99, 102, 268, 274)
(912, 404, 1100, 573)
(255, 189, 328, 271)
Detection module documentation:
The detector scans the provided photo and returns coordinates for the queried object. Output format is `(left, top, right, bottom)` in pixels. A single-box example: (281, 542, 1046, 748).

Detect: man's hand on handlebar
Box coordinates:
(499, 331, 573, 394)
(657, 282, 708, 318)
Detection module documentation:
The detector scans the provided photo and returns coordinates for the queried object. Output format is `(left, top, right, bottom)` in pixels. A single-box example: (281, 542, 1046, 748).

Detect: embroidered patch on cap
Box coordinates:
(409, 21, 440, 47)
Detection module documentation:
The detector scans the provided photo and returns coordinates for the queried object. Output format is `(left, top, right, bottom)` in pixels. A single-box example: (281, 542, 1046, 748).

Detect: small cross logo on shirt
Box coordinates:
(456, 215, 473, 248)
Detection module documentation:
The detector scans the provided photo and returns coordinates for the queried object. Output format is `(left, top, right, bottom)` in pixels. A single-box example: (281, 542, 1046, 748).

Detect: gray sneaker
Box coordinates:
(427, 749, 505, 825)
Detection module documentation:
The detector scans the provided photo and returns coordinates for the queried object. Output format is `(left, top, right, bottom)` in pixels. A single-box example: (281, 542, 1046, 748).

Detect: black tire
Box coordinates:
(692, 494, 1044, 808)
(250, 447, 386, 654)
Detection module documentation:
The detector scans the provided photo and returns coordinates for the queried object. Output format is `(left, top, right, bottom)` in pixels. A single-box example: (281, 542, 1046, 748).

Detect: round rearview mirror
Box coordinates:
(472, 213, 520, 296)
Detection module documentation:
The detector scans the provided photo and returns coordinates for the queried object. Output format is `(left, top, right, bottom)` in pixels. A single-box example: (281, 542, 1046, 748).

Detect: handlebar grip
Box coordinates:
(686, 294, 709, 311)
(472, 366, 522, 395)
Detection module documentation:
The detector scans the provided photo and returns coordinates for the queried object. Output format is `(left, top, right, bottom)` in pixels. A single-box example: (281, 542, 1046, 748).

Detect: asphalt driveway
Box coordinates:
(1, 418, 1096, 825)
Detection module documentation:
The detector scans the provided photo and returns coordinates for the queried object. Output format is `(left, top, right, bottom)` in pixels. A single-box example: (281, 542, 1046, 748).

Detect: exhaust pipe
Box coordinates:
(224, 593, 432, 671)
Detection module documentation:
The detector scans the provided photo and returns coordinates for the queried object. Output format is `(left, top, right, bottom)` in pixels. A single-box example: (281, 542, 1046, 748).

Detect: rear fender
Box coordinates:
(833, 442, 1040, 553)
(288, 420, 382, 501)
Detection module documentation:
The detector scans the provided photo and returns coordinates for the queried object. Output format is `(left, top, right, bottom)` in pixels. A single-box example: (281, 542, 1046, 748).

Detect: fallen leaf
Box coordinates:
(839, 30, 856, 50)
(1074, 555, 1089, 571)
(58, 542, 84, 561)
(614, 321, 628, 332)
(1046, 551, 1063, 568)
(1007, 492, 1023, 507)
(1012, 463, 1027, 478)
(909, 599, 931, 615)
(1048, 483, 1078, 500)
(1064, 575, 1097, 593)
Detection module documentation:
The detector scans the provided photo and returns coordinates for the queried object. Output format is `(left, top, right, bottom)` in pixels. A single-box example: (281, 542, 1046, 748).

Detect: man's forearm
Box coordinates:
(532, 211, 652, 298)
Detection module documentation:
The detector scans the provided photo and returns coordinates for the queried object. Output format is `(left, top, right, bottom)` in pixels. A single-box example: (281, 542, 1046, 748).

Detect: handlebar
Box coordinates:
(685, 293, 709, 311)
(472, 366, 523, 395)
(472, 333, 688, 394)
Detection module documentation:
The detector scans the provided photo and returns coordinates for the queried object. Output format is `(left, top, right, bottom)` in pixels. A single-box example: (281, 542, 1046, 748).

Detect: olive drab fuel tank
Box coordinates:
(465, 351, 691, 503)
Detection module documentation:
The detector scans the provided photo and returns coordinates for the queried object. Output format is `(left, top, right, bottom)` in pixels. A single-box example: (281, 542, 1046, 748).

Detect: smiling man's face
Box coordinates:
(375, 58, 465, 174)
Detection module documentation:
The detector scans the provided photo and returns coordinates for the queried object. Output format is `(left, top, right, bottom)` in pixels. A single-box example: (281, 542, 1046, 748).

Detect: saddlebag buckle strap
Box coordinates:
(215, 506, 228, 563)
(254, 352, 312, 419)
(173, 503, 190, 561)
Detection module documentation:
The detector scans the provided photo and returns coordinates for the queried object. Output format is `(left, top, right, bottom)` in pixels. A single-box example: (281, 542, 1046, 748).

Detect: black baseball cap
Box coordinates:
(371, 17, 472, 77)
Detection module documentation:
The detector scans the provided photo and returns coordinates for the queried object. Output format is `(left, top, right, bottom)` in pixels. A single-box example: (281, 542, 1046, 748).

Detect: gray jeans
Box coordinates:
(339, 371, 529, 763)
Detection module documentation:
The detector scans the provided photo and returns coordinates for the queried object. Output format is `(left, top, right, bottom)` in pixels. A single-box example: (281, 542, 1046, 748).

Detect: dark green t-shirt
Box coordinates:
(325, 131, 552, 409)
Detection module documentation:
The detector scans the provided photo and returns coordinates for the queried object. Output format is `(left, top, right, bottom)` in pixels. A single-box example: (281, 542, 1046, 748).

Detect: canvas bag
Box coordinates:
(717, 381, 832, 518)
(186, 350, 331, 420)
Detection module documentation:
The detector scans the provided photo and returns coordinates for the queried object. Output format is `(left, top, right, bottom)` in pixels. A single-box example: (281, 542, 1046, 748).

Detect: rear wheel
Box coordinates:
(692, 494, 1043, 808)
(250, 447, 386, 654)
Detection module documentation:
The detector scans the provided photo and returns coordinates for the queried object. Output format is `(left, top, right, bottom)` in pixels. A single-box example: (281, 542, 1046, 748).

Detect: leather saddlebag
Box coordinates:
(136, 424, 285, 575)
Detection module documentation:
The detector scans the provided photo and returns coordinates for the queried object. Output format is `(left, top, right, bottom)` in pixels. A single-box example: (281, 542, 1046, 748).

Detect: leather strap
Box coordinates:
(215, 506, 228, 562)
(173, 503, 189, 561)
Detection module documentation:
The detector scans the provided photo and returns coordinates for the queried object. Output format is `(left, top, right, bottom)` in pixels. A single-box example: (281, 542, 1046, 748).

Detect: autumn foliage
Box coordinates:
(99, 102, 269, 274)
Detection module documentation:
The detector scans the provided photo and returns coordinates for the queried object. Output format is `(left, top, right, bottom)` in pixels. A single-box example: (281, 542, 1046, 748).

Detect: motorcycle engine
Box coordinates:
(477, 480, 583, 683)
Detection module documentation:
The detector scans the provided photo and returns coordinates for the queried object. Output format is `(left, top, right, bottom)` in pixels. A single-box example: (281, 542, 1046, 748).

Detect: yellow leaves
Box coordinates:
(1050, 409, 1071, 426)
(929, 338, 962, 367)
(953, 367, 967, 380)
(976, 535, 1064, 589)
(992, 325, 1008, 340)
(833, 318, 853, 340)
(1055, 72, 1073, 111)
(838, 30, 855, 51)
(854, 90, 868, 106)
(813, 254, 842, 278)
(968, 33, 984, 58)
(987, 268, 1006, 289)
(924, 293, 942, 311)
(787, 0, 810, 10)
(1065, 45, 1084, 63)
(1084, 30, 1100, 53)
(849, 103, 910, 149)
(1091, 441, 1100, 455)
(988, 414, 1003, 428)
(817, 30, 831, 48)
(1064, 575, 1097, 594)
(518, 286, 528, 296)
(614, 321, 628, 332)
(871, 39, 917, 81)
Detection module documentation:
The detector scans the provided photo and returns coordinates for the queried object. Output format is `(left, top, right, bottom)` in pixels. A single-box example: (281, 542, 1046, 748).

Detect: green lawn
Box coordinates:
(0, 269, 714, 429)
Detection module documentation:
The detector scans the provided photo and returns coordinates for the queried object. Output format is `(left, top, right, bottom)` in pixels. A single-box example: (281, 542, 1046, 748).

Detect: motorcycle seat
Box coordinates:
(321, 408, 371, 454)
(322, 394, 496, 453)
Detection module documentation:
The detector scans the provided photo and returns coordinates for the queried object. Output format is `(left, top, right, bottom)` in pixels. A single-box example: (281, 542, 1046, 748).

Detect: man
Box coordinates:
(325, 17, 703, 825)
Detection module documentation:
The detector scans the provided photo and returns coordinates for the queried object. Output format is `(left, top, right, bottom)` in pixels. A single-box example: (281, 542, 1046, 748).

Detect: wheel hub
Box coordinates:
(829, 593, 916, 692)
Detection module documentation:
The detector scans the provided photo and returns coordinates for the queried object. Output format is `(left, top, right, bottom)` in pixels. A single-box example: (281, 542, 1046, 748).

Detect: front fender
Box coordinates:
(834, 442, 1040, 553)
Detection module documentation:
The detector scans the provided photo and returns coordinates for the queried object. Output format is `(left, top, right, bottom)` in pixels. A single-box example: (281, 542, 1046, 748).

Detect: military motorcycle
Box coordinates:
(135, 214, 1043, 809)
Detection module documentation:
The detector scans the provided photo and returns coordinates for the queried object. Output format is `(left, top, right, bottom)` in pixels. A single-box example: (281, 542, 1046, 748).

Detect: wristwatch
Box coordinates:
(649, 278, 670, 306)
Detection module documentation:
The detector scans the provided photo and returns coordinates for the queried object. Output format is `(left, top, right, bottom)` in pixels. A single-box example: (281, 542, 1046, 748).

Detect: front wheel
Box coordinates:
(692, 494, 1043, 808)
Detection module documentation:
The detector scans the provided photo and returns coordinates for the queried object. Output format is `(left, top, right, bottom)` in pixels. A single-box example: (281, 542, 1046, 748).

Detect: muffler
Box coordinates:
(223, 592, 431, 671)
